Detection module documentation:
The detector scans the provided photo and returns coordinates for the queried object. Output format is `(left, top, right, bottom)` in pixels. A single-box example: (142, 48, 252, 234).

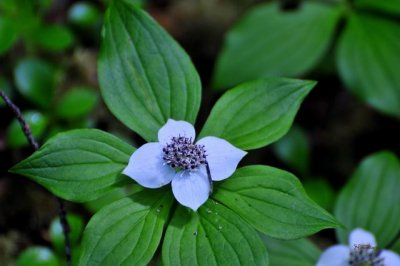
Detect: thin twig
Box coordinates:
(0, 91, 39, 150)
(0, 91, 72, 266)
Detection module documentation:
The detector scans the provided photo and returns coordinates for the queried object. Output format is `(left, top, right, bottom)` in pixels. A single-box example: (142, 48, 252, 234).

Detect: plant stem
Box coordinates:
(0, 90, 72, 266)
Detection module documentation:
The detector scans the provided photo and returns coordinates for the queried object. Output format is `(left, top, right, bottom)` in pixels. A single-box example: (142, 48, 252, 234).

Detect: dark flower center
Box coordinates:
(162, 136, 207, 171)
(349, 244, 384, 266)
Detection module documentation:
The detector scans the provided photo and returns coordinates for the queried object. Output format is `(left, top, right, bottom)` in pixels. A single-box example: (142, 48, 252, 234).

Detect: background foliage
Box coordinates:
(1, 0, 399, 265)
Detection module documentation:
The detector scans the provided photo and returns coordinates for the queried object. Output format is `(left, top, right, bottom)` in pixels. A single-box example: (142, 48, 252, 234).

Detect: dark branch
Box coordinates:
(0, 91, 39, 150)
(0, 91, 72, 266)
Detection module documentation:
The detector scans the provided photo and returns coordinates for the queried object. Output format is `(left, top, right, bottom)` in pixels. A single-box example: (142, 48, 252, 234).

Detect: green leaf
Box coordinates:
(336, 14, 400, 116)
(273, 126, 310, 175)
(213, 2, 340, 89)
(56, 87, 98, 119)
(0, 16, 18, 54)
(68, 2, 101, 27)
(85, 184, 143, 213)
(355, 0, 400, 14)
(50, 214, 84, 254)
(262, 236, 321, 266)
(162, 202, 268, 266)
(72, 245, 82, 266)
(124, 0, 146, 8)
(393, 239, 400, 253)
(14, 58, 58, 108)
(99, 1, 201, 141)
(303, 178, 335, 211)
(35, 24, 74, 52)
(101, 0, 145, 8)
(10, 129, 134, 202)
(15, 247, 58, 266)
(199, 78, 315, 150)
(0, 0, 17, 13)
(334, 151, 400, 247)
(213, 165, 339, 239)
(7, 111, 49, 148)
(79, 190, 173, 266)
(36, 0, 53, 10)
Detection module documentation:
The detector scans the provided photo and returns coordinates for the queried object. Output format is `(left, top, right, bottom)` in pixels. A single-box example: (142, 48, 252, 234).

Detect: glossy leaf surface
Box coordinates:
(200, 78, 315, 150)
(99, 1, 201, 141)
(213, 166, 340, 239)
(162, 201, 268, 266)
(11, 129, 134, 202)
(79, 190, 173, 266)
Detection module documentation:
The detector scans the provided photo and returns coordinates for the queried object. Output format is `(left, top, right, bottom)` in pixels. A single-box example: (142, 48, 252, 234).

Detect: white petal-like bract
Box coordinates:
(316, 245, 349, 266)
(123, 143, 175, 188)
(158, 119, 196, 145)
(197, 136, 247, 181)
(349, 228, 377, 249)
(171, 168, 210, 211)
(381, 250, 400, 266)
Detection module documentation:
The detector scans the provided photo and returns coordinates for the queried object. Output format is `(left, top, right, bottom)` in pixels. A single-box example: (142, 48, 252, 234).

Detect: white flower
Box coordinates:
(317, 228, 400, 266)
(123, 119, 247, 211)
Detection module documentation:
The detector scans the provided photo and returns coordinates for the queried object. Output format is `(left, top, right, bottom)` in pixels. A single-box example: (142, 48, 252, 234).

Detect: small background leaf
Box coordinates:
(10, 129, 134, 202)
(79, 190, 173, 266)
(213, 166, 339, 239)
(303, 178, 335, 211)
(334, 151, 400, 247)
(50, 214, 84, 255)
(273, 125, 310, 176)
(213, 2, 340, 89)
(336, 14, 400, 116)
(68, 2, 102, 27)
(0, 16, 18, 54)
(99, 1, 201, 141)
(7, 111, 49, 148)
(262, 236, 321, 266)
(35, 25, 74, 52)
(55, 87, 97, 119)
(15, 247, 58, 266)
(14, 58, 58, 108)
(162, 201, 268, 266)
(199, 78, 315, 150)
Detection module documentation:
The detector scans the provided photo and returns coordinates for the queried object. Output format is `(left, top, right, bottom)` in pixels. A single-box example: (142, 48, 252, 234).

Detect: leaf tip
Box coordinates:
(303, 79, 318, 90)
(9, 162, 22, 174)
